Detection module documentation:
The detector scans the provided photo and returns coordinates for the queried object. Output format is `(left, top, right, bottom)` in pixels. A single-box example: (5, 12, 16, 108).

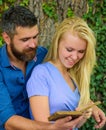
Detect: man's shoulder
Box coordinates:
(36, 46, 48, 60)
(0, 44, 9, 67)
(0, 45, 5, 61)
(37, 46, 48, 55)
(0, 44, 6, 53)
(0, 45, 3, 52)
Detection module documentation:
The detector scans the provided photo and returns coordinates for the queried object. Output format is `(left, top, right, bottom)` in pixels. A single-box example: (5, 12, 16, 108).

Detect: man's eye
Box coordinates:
(33, 35, 38, 39)
(22, 38, 29, 42)
(33, 33, 39, 39)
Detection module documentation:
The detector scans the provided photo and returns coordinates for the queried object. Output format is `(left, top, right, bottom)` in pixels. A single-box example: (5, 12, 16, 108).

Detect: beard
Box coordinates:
(10, 42, 37, 62)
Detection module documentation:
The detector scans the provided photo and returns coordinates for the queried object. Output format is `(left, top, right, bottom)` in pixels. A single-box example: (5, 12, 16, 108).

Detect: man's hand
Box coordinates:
(52, 116, 83, 130)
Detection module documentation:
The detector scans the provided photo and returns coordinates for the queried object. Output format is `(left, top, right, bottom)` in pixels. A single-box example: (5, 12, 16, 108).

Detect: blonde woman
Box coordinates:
(27, 17, 105, 129)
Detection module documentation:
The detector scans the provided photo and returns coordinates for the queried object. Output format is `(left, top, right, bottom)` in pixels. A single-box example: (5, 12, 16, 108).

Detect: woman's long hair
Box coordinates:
(44, 17, 96, 106)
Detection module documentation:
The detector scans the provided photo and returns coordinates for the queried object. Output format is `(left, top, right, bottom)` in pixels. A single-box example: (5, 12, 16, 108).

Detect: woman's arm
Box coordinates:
(29, 96, 50, 122)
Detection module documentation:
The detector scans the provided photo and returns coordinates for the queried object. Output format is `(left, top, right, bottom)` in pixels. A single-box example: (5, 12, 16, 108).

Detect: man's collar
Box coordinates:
(1, 44, 11, 67)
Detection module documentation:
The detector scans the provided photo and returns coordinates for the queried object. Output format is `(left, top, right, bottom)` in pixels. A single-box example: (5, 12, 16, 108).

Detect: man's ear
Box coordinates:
(2, 32, 11, 45)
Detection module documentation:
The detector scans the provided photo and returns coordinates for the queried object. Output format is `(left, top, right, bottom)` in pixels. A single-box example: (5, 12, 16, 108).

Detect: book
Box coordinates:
(48, 101, 101, 121)
(48, 111, 82, 121)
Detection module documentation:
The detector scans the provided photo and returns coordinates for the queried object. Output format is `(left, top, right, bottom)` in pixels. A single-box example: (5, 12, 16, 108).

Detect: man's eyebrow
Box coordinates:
(33, 33, 39, 38)
(19, 33, 39, 40)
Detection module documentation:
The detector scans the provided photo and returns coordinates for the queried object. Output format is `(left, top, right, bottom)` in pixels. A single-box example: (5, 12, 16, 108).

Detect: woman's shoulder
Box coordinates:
(32, 62, 50, 73)
(34, 62, 49, 69)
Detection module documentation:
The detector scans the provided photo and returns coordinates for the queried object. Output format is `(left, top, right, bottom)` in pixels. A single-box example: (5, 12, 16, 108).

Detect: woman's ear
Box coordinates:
(2, 32, 11, 45)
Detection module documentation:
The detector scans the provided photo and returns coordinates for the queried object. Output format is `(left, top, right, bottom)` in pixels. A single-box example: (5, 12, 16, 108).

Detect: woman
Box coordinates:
(26, 17, 96, 129)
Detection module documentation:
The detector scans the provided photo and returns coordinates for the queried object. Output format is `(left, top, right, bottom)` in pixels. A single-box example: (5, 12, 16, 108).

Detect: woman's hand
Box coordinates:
(92, 105, 106, 129)
(82, 108, 92, 119)
(75, 107, 92, 128)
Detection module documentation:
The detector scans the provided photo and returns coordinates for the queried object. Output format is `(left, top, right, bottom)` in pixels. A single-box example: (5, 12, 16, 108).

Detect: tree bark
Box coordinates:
(28, 0, 88, 47)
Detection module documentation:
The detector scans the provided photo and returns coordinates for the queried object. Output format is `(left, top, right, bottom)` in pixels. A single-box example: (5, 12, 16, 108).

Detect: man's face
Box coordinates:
(8, 25, 39, 61)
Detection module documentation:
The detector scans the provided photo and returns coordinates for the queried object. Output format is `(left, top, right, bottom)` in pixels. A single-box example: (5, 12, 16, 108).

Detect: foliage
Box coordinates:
(0, 0, 29, 18)
(42, 1, 74, 20)
(20, 0, 29, 6)
(80, 0, 106, 129)
(0, 37, 3, 47)
(0, 0, 2, 5)
(0, 0, 106, 130)
(42, 1, 58, 21)
(67, 8, 74, 17)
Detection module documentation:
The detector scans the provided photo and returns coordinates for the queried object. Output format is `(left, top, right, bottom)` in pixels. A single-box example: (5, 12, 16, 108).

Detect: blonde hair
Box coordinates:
(45, 17, 96, 106)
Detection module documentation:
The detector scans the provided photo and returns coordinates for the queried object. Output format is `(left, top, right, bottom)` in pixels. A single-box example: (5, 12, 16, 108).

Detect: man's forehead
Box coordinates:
(15, 25, 39, 36)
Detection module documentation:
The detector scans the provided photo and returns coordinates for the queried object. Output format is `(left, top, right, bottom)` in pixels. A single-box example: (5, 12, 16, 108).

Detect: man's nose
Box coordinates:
(29, 38, 37, 48)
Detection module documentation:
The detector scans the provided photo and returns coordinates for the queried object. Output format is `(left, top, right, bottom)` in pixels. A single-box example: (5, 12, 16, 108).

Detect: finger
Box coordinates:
(84, 108, 92, 114)
(95, 120, 106, 128)
(56, 116, 72, 124)
(85, 112, 92, 118)
(82, 110, 92, 119)
(93, 111, 101, 123)
(94, 115, 106, 128)
(67, 116, 83, 128)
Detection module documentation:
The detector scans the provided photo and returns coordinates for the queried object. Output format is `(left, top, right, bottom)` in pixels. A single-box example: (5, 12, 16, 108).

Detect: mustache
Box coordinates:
(25, 47, 38, 52)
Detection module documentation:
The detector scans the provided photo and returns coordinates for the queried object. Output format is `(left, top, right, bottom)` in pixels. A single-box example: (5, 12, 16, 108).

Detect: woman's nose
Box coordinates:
(71, 51, 78, 60)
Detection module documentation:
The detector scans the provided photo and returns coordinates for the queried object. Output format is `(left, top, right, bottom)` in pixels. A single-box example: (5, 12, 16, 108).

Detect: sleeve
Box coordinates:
(26, 65, 49, 98)
(0, 70, 16, 126)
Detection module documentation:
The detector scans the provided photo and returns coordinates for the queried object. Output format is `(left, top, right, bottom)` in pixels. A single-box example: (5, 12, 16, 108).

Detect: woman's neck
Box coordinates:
(49, 60, 68, 74)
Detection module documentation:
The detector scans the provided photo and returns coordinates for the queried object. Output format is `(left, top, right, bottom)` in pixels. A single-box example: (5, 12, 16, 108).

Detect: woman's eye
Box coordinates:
(66, 48, 73, 52)
(79, 50, 85, 53)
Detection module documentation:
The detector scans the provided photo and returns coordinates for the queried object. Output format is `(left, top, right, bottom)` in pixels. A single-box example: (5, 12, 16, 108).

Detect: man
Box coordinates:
(0, 5, 105, 130)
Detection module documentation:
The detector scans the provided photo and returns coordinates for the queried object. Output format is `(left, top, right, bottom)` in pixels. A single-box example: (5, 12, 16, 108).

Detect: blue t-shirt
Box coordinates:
(27, 62, 80, 119)
(0, 44, 47, 130)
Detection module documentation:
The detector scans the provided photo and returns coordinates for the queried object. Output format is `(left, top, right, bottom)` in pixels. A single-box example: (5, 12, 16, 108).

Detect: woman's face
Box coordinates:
(58, 31, 87, 69)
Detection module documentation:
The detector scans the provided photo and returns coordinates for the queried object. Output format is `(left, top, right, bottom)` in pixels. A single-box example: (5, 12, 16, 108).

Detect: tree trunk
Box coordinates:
(28, 0, 88, 47)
